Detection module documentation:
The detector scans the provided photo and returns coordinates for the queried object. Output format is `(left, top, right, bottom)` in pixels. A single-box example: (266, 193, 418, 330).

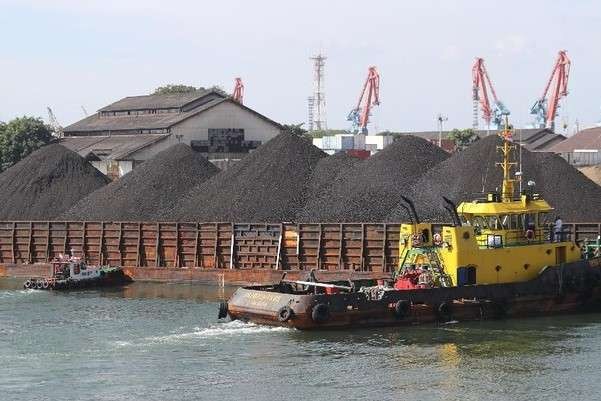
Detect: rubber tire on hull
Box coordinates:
(311, 303, 330, 323)
(277, 306, 294, 322)
(36, 281, 44, 289)
(218, 301, 229, 319)
(394, 300, 411, 319)
(23, 281, 32, 289)
(437, 301, 453, 322)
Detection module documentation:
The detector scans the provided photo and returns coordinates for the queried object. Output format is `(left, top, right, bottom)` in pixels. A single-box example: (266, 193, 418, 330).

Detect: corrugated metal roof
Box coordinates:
(64, 98, 226, 133)
(60, 134, 170, 160)
(394, 128, 564, 151)
(549, 127, 601, 152)
(99, 89, 214, 112)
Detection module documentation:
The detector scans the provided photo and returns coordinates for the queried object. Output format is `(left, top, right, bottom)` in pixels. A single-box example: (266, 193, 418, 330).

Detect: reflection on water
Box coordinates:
(0, 277, 237, 302)
(2, 277, 601, 401)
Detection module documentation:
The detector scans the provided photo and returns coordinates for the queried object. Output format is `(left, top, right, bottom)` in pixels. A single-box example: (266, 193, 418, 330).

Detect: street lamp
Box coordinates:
(437, 113, 448, 148)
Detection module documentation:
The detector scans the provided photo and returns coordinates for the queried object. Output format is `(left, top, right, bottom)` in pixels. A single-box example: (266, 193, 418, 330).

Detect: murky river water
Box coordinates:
(1, 278, 601, 401)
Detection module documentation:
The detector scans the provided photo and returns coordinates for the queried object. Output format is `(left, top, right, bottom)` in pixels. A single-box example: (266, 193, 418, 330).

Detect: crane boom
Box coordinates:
(232, 77, 244, 104)
(347, 66, 380, 134)
(530, 50, 571, 130)
(472, 58, 509, 129)
(46, 107, 64, 139)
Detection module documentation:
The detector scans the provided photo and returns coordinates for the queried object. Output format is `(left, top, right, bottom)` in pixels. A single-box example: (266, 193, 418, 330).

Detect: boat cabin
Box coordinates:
(397, 120, 581, 287)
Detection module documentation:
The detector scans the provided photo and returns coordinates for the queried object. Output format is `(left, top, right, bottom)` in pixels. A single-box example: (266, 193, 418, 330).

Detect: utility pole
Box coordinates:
(437, 113, 448, 148)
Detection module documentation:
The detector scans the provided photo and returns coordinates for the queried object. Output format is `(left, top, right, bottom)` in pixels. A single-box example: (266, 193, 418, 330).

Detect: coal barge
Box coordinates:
(220, 120, 601, 329)
(23, 255, 131, 290)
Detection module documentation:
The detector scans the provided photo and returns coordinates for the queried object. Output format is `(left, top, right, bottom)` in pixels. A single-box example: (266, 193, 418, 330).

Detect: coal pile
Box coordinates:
(386, 135, 601, 222)
(531, 152, 601, 222)
(62, 144, 219, 221)
(297, 135, 450, 222)
(296, 152, 362, 221)
(160, 132, 327, 222)
(0, 144, 110, 220)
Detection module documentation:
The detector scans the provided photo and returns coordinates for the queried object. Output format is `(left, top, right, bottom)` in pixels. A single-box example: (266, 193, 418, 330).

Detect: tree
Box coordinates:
(282, 123, 307, 136)
(0, 117, 54, 171)
(448, 128, 478, 151)
(152, 84, 198, 95)
(152, 84, 229, 96)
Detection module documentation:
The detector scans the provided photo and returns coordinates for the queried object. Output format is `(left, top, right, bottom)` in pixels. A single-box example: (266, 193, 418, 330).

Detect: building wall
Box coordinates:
(90, 160, 134, 180)
(131, 101, 281, 162)
(559, 150, 601, 167)
(171, 101, 282, 145)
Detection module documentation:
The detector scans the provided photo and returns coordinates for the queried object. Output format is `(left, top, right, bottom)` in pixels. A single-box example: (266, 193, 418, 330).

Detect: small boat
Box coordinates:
(23, 255, 132, 290)
(220, 119, 601, 329)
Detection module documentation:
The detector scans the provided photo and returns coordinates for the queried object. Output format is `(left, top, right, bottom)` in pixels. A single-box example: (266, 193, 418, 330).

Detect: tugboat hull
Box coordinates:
(24, 268, 132, 291)
(225, 259, 601, 330)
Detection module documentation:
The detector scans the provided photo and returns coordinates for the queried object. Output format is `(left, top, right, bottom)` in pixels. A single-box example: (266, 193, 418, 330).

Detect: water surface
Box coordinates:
(1, 278, 600, 401)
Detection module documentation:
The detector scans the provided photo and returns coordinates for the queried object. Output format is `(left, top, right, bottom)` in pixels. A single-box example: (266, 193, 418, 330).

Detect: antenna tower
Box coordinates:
(309, 53, 327, 131)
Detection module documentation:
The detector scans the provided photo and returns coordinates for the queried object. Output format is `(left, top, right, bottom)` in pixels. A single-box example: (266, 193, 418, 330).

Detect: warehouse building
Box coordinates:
(549, 126, 601, 166)
(61, 89, 282, 178)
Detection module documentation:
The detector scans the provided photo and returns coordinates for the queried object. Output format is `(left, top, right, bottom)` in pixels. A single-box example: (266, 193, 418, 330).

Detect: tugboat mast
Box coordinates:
(497, 116, 517, 202)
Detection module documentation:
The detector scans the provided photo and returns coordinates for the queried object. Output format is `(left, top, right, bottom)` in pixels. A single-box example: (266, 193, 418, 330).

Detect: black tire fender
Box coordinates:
(277, 305, 294, 322)
(437, 301, 453, 321)
(311, 303, 330, 323)
(394, 300, 411, 318)
(217, 301, 229, 319)
(24, 280, 32, 289)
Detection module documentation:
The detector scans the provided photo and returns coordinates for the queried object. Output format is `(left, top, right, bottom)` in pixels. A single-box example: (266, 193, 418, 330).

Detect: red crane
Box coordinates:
(347, 66, 380, 134)
(472, 58, 509, 129)
(232, 77, 244, 104)
(530, 50, 571, 129)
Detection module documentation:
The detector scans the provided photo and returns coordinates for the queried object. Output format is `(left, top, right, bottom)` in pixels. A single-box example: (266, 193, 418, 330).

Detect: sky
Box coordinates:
(1, 0, 600, 133)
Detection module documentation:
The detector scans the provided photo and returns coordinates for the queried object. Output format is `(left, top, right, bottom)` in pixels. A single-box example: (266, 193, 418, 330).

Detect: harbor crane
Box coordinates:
(347, 66, 380, 134)
(472, 58, 509, 130)
(46, 107, 64, 139)
(232, 77, 244, 104)
(530, 50, 571, 130)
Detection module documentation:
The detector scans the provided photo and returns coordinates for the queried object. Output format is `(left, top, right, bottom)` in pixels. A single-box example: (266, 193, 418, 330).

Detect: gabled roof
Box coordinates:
(99, 88, 217, 112)
(549, 127, 601, 152)
(65, 97, 226, 133)
(64, 96, 282, 135)
(59, 134, 170, 160)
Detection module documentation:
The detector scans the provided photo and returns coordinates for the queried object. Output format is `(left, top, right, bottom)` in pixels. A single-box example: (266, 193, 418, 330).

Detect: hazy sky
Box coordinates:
(1, 0, 600, 133)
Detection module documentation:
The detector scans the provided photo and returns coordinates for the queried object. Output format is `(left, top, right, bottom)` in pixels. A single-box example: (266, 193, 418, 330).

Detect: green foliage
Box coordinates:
(152, 84, 199, 95)
(376, 130, 404, 139)
(0, 116, 53, 171)
(152, 84, 229, 96)
(282, 123, 307, 136)
(448, 128, 477, 150)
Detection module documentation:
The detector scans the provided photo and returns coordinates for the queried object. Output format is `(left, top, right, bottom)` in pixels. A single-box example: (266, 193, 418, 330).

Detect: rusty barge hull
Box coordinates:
(2, 220, 601, 284)
(226, 258, 601, 329)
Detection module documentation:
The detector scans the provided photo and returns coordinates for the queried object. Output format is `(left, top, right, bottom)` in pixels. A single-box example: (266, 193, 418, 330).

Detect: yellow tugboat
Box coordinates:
(221, 119, 601, 329)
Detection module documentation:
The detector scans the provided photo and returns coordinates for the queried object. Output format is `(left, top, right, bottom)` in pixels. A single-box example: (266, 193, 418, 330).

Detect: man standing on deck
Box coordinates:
(554, 216, 563, 242)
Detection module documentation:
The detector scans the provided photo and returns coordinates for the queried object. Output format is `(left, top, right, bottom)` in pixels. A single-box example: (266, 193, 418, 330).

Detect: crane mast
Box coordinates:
(347, 66, 380, 134)
(530, 50, 571, 130)
(232, 77, 244, 104)
(472, 58, 509, 130)
(46, 107, 64, 139)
